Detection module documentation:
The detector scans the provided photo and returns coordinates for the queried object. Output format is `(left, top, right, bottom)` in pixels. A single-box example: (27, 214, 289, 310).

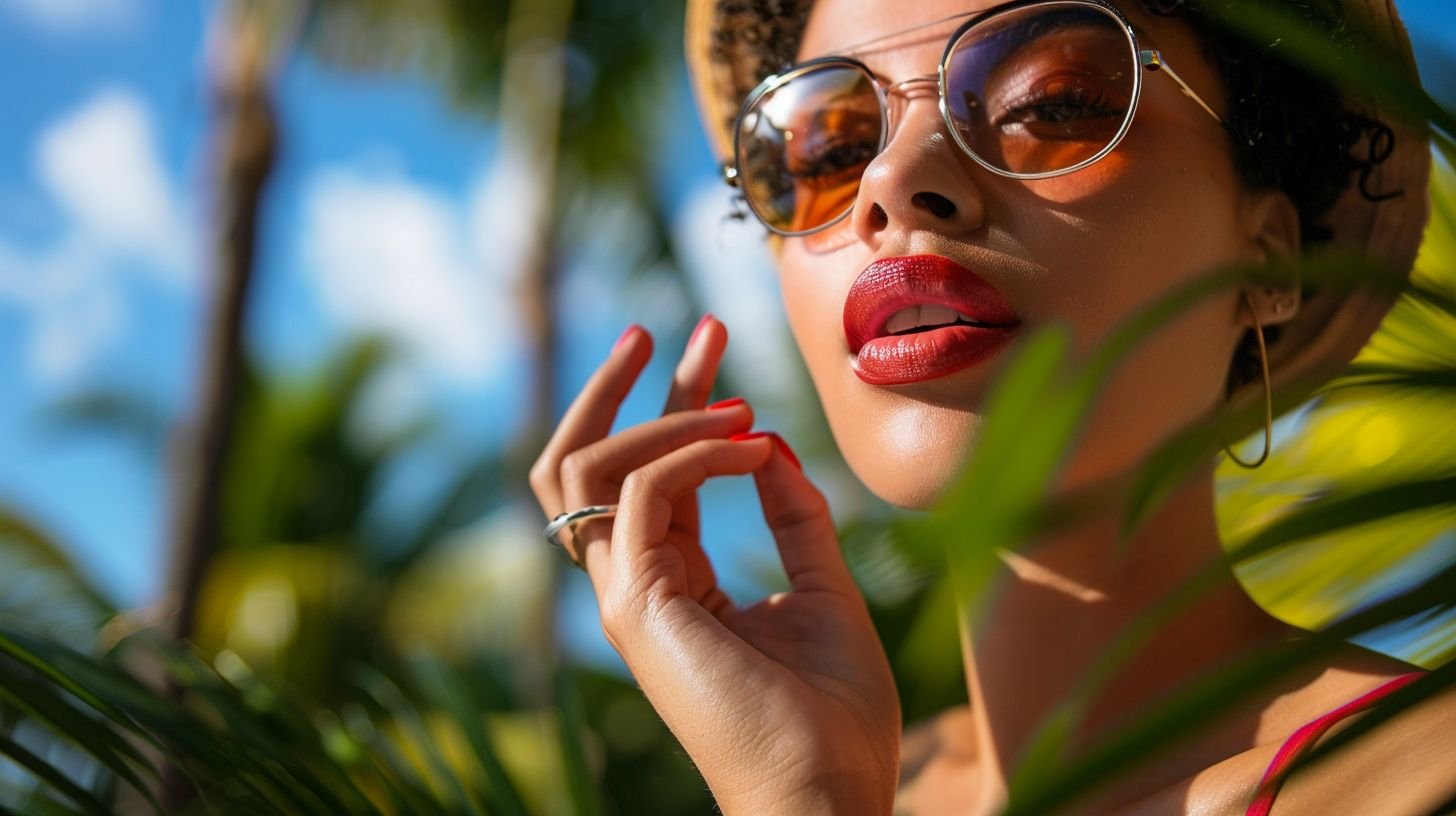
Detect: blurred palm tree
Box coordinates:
(7, 0, 723, 808)
(169, 0, 702, 678)
(18, 327, 717, 813)
(51, 337, 512, 695)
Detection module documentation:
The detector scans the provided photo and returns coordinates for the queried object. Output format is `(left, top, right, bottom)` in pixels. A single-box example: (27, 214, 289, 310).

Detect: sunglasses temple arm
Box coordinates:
(1140, 49, 1225, 127)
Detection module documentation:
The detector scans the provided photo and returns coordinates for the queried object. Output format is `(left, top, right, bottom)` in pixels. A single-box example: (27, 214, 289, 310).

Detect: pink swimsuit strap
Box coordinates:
(1244, 671, 1428, 816)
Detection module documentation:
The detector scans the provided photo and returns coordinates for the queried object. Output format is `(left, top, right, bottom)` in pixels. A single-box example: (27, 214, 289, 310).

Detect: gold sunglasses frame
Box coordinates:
(723, 0, 1229, 237)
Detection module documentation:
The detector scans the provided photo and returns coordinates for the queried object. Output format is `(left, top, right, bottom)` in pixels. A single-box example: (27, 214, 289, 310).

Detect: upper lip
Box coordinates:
(842, 254, 1021, 354)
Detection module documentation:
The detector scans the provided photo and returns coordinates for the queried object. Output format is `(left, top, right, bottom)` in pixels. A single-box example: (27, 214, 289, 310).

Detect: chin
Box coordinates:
(829, 400, 984, 513)
(864, 476, 949, 512)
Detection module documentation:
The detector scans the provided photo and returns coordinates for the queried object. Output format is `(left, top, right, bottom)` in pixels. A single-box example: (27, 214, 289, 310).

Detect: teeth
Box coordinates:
(918, 304, 959, 327)
(884, 304, 981, 335)
(884, 306, 921, 335)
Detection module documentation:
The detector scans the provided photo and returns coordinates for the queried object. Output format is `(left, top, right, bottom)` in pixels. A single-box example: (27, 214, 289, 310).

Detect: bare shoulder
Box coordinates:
(1250, 675, 1456, 816)
(895, 706, 981, 816)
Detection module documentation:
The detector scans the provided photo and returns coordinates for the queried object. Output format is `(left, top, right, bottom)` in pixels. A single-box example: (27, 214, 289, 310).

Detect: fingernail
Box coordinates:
(766, 432, 803, 471)
(613, 324, 640, 352)
(689, 313, 715, 347)
(707, 397, 747, 411)
(729, 431, 802, 470)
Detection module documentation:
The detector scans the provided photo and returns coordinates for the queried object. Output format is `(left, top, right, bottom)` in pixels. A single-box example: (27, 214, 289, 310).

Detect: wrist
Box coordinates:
(718, 770, 895, 816)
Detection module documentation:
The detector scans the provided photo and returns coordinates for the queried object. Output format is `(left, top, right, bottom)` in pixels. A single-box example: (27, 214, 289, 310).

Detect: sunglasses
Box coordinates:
(723, 0, 1229, 236)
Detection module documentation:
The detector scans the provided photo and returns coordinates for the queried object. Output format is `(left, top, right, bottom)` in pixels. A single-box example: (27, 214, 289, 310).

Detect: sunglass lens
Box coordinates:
(736, 64, 884, 234)
(944, 2, 1136, 175)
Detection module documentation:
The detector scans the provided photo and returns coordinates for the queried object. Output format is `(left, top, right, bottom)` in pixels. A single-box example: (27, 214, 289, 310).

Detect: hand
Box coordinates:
(529, 318, 901, 815)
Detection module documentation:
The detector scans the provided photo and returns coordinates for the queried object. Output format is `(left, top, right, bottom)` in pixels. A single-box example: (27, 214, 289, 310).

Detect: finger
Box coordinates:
(560, 401, 754, 568)
(662, 314, 727, 414)
(659, 315, 728, 566)
(530, 325, 652, 516)
(603, 436, 775, 603)
(561, 402, 755, 497)
(747, 432, 859, 597)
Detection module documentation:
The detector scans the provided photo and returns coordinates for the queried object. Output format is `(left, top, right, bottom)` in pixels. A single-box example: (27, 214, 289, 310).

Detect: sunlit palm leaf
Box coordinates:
(1219, 153, 1456, 648)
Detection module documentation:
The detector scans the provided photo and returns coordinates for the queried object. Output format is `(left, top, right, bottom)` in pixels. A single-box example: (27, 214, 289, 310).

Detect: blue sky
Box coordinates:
(0, 0, 1452, 671)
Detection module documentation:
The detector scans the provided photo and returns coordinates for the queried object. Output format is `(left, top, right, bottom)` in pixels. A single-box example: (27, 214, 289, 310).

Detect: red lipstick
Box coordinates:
(843, 254, 1020, 386)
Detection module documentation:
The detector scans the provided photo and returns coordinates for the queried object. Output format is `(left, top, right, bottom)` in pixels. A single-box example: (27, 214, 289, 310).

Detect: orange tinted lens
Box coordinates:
(736, 64, 884, 234)
(944, 3, 1135, 175)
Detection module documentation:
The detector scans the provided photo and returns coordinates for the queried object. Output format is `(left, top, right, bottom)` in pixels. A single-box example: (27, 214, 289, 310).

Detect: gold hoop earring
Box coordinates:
(1225, 290, 1273, 468)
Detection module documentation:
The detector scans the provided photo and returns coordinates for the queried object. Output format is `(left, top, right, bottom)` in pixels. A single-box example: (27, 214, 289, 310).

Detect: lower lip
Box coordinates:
(852, 324, 1019, 385)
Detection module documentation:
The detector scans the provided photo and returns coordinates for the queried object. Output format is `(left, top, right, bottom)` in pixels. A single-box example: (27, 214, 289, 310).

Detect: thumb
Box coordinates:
(741, 432, 858, 596)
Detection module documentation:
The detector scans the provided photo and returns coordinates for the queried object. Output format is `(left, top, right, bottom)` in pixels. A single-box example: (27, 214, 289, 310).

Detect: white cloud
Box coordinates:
(0, 0, 137, 34)
(0, 86, 190, 387)
(37, 86, 190, 281)
(466, 132, 542, 288)
(302, 166, 520, 387)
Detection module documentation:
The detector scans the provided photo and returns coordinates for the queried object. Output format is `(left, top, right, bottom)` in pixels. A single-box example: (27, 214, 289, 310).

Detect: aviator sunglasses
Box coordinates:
(723, 0, 1229, 236)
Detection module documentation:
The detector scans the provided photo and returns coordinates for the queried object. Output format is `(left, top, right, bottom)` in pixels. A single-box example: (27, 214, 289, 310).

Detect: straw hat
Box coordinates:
(684, 0, 1433, 419)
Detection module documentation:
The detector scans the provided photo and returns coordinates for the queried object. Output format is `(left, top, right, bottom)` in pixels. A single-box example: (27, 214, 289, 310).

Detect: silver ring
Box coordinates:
(543, 504, 618, 568)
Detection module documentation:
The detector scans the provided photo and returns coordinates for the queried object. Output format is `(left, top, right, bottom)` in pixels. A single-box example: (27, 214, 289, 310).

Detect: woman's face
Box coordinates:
(778, 0, 1292, 509)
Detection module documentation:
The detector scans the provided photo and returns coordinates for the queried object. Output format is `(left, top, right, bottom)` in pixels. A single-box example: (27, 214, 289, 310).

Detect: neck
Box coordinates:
(958, 462, 1297, 810)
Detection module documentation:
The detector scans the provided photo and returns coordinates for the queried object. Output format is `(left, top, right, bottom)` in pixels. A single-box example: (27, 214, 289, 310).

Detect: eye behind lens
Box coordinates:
(735, 61, 885, 234)
(942, 1, 1137, 176)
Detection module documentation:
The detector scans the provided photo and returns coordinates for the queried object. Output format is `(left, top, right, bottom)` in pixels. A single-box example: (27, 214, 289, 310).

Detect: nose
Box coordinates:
(851, 91, 988, 246)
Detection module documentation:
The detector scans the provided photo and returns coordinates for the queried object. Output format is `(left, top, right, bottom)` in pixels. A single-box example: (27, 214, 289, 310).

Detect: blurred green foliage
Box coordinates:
(1218, 153, 1456, 661)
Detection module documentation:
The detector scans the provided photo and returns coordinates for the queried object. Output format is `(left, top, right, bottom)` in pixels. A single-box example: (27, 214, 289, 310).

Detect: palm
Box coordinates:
(661, 486, 890, 697)
(728, 591, 879, 682)
(589, 429, 901, 811)
(655, 504, 899, 769)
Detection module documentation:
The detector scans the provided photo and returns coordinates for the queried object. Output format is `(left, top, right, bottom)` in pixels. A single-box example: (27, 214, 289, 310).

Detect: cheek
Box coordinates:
(777, 253, 844, 372)
(1057, 290, 1240, 491)
(1028, 168, 1248, 488)
(1020, 140, 1244, 359)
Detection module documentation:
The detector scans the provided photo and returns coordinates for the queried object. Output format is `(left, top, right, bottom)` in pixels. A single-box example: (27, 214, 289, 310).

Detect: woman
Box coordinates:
(531, 0, 1452, 812)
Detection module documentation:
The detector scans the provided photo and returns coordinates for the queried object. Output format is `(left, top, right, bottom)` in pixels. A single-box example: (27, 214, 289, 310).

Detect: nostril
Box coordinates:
(912, 192, 957, 219)
(868, 203, 889, 229)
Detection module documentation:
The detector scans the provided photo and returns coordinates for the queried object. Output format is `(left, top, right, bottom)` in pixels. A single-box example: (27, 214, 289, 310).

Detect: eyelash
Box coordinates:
(994, 85, 1121, 126)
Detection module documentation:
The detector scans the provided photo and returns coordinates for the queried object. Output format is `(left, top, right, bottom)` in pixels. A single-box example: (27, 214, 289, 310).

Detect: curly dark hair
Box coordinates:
(1141, 0, 1402, 394)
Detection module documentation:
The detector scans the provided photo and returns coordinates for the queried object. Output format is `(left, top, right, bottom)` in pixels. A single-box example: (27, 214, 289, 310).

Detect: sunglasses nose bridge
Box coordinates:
(882, 73, 946, 142)
(886, 74, 939, 95)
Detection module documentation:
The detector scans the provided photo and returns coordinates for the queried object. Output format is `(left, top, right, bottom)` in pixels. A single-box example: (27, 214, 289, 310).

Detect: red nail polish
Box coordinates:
(707, 397, 746, 411)
(729, 431, 801, 469)
(767, 432, 803, 470)
(613, 324, 640, 352)
(689, 313, 715, 346)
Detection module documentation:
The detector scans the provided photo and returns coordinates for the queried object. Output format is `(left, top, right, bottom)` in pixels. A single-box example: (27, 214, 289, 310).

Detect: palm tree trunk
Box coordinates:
(155, 3, 282, 808)
(493, 0, 576, 702)
(164, 2, 278, 648)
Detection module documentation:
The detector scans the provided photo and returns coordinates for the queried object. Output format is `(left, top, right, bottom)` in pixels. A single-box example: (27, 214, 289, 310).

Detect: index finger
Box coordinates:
(748, 434, 858, 597)
(662, 314, 727, 414)
(531, 325, 653, 514)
